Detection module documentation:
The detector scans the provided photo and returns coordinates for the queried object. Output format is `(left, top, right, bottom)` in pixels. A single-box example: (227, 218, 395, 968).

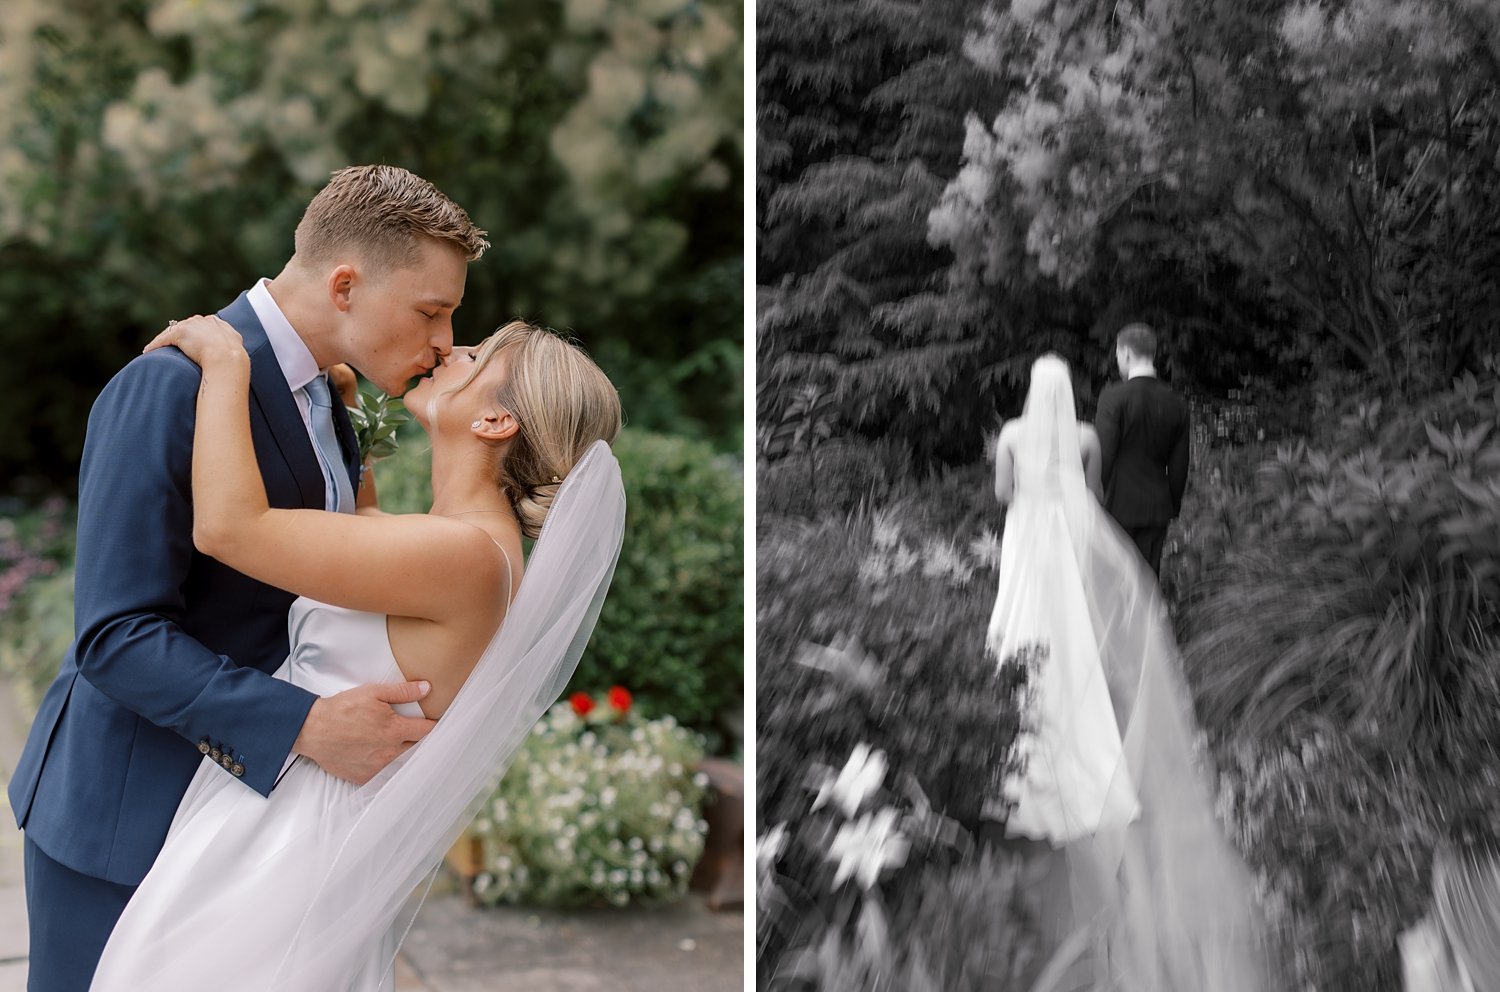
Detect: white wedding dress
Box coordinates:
(92, 599, 424, 991)
(985, 357, 1279, 991)
(88, 439, 628, 992)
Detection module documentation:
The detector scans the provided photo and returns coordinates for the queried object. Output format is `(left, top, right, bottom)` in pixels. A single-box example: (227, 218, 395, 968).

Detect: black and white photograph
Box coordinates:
(757, 0, 1500, 989)
(0, 2, 744, 990)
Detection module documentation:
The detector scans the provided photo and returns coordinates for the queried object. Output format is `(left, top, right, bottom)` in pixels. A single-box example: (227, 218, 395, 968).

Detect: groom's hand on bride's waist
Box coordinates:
(292, 680, 437, 785)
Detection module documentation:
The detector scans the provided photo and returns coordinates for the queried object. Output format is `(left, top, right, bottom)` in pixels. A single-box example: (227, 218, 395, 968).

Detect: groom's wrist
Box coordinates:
(291, 698, 324, 759)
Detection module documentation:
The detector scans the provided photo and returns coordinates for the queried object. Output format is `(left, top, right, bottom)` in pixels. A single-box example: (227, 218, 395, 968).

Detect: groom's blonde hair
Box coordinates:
(293, 165, 489, 273)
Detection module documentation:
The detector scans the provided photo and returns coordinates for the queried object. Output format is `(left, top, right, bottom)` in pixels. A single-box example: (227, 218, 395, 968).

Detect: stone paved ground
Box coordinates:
(0, 672, 742, 992)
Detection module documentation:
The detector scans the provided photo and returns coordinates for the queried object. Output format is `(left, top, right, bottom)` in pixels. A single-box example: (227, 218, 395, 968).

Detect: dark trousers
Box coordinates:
(24, 835, 135, 992)
(1124, 525, 1168, 576)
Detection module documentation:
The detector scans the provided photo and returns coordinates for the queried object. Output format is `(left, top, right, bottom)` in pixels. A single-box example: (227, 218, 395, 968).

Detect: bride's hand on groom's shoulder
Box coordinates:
(144, 314, 248, 370)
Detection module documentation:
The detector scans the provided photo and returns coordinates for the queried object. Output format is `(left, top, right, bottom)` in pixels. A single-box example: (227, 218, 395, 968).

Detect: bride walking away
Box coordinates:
(986, 354, 1277, 991)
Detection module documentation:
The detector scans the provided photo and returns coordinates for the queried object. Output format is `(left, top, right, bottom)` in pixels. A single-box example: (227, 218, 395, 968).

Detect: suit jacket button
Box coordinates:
(231, 763, 245, 777)
(210, 746, 222, 762)
(220, 754, 233, 769)
(197, 740, 211, 755)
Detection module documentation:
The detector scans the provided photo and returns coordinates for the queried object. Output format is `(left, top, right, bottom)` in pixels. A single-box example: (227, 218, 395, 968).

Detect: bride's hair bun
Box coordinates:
(460, 320, 622, 540)
(513, 478, 564, 541)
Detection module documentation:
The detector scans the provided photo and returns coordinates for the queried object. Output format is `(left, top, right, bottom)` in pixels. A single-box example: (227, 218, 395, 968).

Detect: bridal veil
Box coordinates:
(93, 439, 626, 990)
(989, 356, 1281, 990)
(277, 438, 628, 988)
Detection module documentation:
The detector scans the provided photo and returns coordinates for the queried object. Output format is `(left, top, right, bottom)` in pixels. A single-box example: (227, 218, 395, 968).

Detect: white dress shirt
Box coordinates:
(1127, 365, 1158, 380)
(246, 278, 342, 512)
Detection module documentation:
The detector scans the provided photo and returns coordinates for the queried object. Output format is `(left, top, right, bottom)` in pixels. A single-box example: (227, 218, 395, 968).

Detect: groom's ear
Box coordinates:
(328, 264, 357, 313)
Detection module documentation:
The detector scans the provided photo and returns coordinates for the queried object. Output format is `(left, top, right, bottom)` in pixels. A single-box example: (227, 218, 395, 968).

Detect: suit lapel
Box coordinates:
(217, 292, 326, 510)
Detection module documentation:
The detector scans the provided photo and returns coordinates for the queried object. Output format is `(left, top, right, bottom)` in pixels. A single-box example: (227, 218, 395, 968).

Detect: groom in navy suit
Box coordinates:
(10, 165, 488, 991)
(1095, 322, 1190, 576)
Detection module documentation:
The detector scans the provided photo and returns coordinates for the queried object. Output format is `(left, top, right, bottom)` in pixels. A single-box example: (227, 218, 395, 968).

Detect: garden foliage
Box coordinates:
(759, 365, 1500, 991)
(468, 691, 709, 908)
(760, 0, 1500, 476)
(335, 423, 742, 742)
(590, 429, 743, 744)
(1169, 370, 1500, 991)
(0, 426, 742, 753)
(0, 499, 74, 713)
(758, 463, 1032, 975)
(375, 425, 744, 744)
(0, 0, 742, 484)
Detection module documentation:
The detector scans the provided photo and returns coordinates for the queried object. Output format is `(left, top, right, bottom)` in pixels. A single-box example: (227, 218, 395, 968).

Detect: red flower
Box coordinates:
(608, 686, 633, 714)
(569, 692, 595, 717)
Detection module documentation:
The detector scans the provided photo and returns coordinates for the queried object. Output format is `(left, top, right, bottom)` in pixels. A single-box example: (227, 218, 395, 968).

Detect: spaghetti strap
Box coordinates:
(496, 542, 514, 604)
(453, 521, 516, 605)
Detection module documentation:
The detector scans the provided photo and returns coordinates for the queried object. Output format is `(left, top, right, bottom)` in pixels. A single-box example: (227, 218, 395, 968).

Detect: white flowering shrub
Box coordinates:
(469, 690, 710, 907)
(0, 0, 742, 480)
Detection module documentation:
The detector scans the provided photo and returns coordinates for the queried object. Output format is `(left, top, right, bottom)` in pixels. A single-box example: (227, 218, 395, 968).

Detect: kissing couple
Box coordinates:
(11, 164, 627, 990)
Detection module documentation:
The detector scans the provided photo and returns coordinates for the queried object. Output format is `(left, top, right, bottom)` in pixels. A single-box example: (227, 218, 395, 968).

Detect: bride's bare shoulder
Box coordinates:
(995, 419, 1022, 448)
(1078, 421, 1100, 450)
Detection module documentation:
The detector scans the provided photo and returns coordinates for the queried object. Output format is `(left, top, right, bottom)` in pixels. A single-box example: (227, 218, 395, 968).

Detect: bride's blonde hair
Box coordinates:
(455, 321, 622, 539)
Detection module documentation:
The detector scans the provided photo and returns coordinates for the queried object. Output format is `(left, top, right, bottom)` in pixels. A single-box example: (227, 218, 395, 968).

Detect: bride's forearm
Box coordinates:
(190, 353, 269, 559)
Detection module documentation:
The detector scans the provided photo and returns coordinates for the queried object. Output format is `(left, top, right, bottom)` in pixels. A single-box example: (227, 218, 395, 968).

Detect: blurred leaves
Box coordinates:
(0, 0, 742, 486)
(1179, 370, 1500, 754)
(760, 0, 1500, 473)
(1163, 368, 1500, 992)
(757, 464, 1031, 973)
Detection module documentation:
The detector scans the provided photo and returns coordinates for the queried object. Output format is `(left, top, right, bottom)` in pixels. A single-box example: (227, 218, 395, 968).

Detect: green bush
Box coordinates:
(583, 429, 742, 746)
(379, 425, 744, 744)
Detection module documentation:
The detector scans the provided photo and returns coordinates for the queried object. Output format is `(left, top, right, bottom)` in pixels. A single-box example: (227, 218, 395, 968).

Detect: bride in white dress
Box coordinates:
(986, 355, 1278, 990)
(90, 316, 626, 991)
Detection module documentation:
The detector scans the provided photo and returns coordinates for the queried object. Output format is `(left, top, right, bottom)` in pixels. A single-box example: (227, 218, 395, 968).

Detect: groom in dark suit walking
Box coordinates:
(1095, 323, 1190, 575)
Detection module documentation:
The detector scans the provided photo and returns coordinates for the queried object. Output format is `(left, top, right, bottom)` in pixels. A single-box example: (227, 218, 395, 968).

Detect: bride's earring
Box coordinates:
(471, 421, 483, 429)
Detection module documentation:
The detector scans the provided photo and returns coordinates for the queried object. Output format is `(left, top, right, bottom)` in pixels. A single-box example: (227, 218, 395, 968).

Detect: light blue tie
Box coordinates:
(304, 374, 356, 514)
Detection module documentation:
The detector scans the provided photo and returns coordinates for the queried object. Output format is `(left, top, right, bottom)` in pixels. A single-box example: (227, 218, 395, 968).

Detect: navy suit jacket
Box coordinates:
(1095, 375, 1190, 529)
(8, 291, 362, 886)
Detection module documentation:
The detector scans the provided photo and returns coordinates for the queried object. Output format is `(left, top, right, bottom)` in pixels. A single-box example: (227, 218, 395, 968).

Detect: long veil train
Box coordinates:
(986, 357, 1278, 990)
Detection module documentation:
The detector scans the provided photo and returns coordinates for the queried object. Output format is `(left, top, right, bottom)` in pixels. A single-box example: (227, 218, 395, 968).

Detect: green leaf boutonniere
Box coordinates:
(345, 386, 410, 464)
